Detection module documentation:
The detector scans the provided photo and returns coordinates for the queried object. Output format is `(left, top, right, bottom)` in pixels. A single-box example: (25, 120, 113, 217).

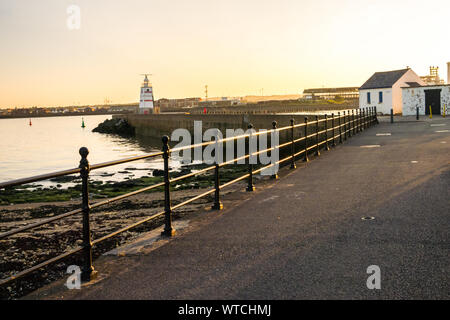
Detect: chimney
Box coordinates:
(447, 62, 450, 84)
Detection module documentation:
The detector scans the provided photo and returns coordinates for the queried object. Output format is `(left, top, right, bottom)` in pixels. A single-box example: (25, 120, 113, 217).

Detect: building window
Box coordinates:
(379, 92, 383, 103)
(367, 92, 371, 104)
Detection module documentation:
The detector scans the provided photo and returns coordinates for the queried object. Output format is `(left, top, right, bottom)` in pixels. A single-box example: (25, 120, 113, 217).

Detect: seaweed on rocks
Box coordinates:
(92, 118, 135, 137)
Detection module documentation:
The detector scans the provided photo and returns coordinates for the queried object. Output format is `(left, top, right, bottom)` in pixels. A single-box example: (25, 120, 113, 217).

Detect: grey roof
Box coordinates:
(359, 69, 409, 90)
(405, 82, 422, 87)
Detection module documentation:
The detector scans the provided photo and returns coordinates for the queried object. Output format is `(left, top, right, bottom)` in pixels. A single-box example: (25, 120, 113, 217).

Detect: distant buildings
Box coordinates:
(303, 87, 359, 100)
(157, 97, 201, 109)
(359, 66, 450, 116)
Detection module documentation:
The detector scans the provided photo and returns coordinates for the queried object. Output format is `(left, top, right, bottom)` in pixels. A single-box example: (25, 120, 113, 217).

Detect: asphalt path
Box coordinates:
(29, 117, 449, 299)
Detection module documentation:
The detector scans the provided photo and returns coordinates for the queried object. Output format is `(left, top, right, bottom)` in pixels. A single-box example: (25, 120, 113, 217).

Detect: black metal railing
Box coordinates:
(0, 107, 378, 286)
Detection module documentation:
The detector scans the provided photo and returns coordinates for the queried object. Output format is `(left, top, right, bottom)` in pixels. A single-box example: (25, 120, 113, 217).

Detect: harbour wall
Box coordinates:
(115, 113, 349, 143)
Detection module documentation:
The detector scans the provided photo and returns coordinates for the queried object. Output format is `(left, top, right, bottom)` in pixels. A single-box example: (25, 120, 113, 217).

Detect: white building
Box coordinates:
(359, 68, 425, 115)
(139, 75, 155, 114)
(402, 84, 450, 116)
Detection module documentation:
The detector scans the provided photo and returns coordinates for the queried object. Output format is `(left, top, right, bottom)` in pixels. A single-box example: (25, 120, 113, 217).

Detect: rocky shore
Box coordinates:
(92, 118, 135, 136)
(0, 164, 249, 299)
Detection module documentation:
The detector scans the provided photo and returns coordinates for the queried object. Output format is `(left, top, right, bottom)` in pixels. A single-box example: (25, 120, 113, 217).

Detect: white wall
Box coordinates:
(359, 88, 392, 114)
(402, 85, 450, 116)
(392, 69, 425, 114)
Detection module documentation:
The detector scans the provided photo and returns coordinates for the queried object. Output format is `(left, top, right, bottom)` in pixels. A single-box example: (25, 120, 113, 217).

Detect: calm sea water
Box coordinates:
(0, 115, 174, 187)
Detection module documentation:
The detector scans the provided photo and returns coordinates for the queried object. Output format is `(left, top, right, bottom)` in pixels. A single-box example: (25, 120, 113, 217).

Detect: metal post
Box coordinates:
(303, 117, 309, 162)
(246, 124, 255, 191)
(365, 108, 368, 129)
(356, 109, 360, 133)
(375, 106, 379, 124)
(416, 107, 419, 120)
(367, 108, 370, 128)
(79, 147, 97, 282)
(331, 113, 336, 147)
(359, 109, 363, 131)
(343, 111, 347, 141)
(315, 115, 320, 156)
(162, 136, 175, 237)
(212, 163, 223, 210)
(271, 121, 279, 179)
(338, 112, 343, 143)
(348, 110, 353, 137)
(362, 109, 365, 129)
(390, 108, 393, 124)
(324, 114, 330, 151)
(290, 119, 297, 168)
(352, 110, 356, 135)
(372, 107, 376, 126)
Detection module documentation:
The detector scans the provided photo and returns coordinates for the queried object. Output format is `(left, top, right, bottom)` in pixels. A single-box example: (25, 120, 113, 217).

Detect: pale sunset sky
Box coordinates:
(0, 0, 449, 108)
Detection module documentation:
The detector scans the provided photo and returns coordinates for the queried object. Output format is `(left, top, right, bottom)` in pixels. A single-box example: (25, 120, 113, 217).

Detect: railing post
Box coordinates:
(343, 111, 347, 141)
(79, 147, 97, 282)
(372, 107, 376, 126)
(331, 113, 336, 147)
(271, 121, 279, 179)
(303, 117, 309, 162)
(338, 112, 343, 143)
(416, 106, 419, 120)
(324, 114, 330, 151)
(161, 136, 176, 237)
(359, 109, 363, 132)
(246, 124, 255, 191)
(375, 106, 379, 124)
(348, 110, 353, 137)
(367, 108, 370, 128)
(361, 109, 365, 130)
(356, 109, 360, 133)
(290, 119, 297, 169)
(212, 163, 223, 210)
(315, 115, 320, 156)
(352, 109, 356, 135)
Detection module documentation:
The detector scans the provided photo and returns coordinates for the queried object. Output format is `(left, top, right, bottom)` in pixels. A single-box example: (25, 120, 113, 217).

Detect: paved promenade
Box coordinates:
(29, 117, 449, 299)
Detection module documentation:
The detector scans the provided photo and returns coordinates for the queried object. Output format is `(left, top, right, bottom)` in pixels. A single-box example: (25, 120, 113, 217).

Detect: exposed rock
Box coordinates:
(92, 118, 135, 136)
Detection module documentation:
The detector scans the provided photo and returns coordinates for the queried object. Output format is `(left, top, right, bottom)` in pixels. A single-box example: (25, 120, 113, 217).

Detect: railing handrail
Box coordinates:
(0, 107, 379, 288)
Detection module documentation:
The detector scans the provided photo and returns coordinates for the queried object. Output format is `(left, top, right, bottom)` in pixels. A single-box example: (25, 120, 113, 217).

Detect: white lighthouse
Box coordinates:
(139, 74, 156, 114)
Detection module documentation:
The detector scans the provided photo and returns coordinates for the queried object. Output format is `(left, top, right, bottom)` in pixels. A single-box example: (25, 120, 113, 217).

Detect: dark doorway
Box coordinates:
(425, 89, 441, 115)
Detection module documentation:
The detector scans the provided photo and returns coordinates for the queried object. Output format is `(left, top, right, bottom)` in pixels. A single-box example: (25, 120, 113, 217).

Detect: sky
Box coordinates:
(0, 0, 449, 108)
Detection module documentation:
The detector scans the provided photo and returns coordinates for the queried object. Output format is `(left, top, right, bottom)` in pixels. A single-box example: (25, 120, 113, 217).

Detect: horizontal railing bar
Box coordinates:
(171, 188, 215, 210)
(90, 181, 165, 209)
(92, 210, 165, 245)
(90, 152, 164, 170)
(169, 165, 216, 183)
(0, 246, 83, 286)
(277, 140, 293, 149)
(293, 148, 306, 158)
(218, 154, 250, 167)
(0, 168, 81, 189)
(0, 208, 83, 240)
(0, 181, 167, 240)
(276, 154, 294, 165)
(293, 136, 306, 144)
(219, 173, 250, 190)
